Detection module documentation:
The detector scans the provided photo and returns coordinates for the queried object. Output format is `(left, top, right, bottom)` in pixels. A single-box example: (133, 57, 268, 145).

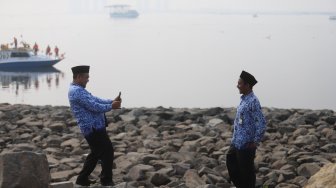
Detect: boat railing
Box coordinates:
(0, 47, 33, 52)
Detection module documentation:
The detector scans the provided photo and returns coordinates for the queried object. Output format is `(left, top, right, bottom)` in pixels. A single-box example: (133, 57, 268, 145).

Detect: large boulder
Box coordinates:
(305, 163, 336, 188)
(0, 152, 50, 188)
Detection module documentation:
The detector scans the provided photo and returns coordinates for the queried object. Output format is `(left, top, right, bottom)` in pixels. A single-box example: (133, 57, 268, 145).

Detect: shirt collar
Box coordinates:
(241, 91, 254, 100)
(71, 82, 83, 88)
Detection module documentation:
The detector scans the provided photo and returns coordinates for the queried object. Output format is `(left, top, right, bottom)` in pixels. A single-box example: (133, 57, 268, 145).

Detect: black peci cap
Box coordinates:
(71, 65, 90, 74)
(240, 70, 257, 86)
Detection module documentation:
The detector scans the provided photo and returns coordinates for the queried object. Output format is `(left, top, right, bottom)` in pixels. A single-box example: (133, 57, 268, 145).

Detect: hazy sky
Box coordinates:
(1, 0, 336, 109)
(1, 0, 336, 15)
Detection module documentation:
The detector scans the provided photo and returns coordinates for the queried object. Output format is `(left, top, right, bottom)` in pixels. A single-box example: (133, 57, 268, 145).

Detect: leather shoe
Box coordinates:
(101, 181, 115, 186)
(75, 178, 95, 186)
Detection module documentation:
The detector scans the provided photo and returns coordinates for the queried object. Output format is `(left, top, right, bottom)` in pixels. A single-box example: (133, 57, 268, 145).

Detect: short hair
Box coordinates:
(73, 73, 84, 79)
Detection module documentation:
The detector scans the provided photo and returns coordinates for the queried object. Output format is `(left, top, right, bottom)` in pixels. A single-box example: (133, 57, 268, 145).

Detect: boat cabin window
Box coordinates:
(11, 52, 30, 58)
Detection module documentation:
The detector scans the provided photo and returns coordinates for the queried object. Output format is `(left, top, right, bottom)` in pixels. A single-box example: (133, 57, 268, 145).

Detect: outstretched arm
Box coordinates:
(74, 90, 112, 113)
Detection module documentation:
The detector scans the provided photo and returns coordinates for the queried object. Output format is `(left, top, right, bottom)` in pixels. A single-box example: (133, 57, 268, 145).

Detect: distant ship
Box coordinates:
(106, 4, 139, 18)
(0, 47, 63, 69)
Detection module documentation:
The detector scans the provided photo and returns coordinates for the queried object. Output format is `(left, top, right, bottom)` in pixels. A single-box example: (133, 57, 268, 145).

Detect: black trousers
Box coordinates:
(226, 145, 256, 188)
(77, 130, 114, 184)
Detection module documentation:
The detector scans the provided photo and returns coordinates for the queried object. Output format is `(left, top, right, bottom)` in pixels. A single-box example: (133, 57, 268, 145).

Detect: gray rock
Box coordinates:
(196, 185, 218, 188)
(47, 135, 63, 147)
(163, 152, 196, 165)
(61, 138, 81, 148)
(120, 114, 136, 122)
(26, 121, 44, 128)
(50, 181, 74, 188)
(12, 143, 37, 152)
(293, 135, 318, 146)
(325, 116, 336, 124)
(0, 152, 50, 188)
(114, 132, 127, 140)
(206, 118, 223, 127)
(305, 163, 336, 188)
(124, 123, 139, 132)
(292, 127, 308, 138)
(303, 112, 319, 125)
(172, 163, 191, 176)
(115, 153, 142, 172)
(198, 166, 219, 176)
(49, 123, 66, 132)
(321, 143, 336, 153)
(140, 154, 160, 164)
(140, 126, 159, 138)
(113, 182, 136, 188)
(0, 111, 5, 120)
(205, 173, 225, 184)
(16, 116, 34, 125)
(51, 170, 76, 182)
(126, 164, 154, 181)
(184, 169, 206, 188)
(297, 163, 321, 178)
(183, 133, 202, 141)
(289, 176, 307, 187)
(143, 139, 162, 149)
(275, 183, 300, 188)
(150, 172, 171, 186)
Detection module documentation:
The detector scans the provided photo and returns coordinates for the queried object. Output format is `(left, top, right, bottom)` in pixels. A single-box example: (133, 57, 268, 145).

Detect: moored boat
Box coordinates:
(0, 47, 63, 69)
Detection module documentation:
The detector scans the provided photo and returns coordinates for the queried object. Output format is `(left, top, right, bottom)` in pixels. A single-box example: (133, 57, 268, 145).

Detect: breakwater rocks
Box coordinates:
(0, 103, 335, 188)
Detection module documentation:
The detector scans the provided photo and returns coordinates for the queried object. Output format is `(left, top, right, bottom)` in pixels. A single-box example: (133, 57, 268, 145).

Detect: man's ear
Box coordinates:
(244, 82, 251, 89)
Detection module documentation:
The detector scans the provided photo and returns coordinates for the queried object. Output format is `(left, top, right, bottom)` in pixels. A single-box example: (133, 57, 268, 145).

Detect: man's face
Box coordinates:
(237, 78, 249, 94)
(78, 73, 89, 88)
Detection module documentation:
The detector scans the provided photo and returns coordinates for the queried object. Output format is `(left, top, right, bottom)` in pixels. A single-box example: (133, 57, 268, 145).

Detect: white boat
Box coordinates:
(0, 47, 63, 69)
(106, 4, 139, 18)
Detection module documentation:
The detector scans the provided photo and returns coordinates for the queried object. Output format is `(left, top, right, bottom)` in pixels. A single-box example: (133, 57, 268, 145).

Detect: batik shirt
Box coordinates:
(68, 83, 112, 137)
(231, 92, 266, 150)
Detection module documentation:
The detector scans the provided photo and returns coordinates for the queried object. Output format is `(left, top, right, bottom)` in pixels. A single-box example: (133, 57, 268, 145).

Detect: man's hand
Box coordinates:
(114, 92, 122, 102)
(112, 100, 121, 109)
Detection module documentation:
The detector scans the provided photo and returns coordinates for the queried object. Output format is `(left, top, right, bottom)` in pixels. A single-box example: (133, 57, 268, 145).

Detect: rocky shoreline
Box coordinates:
(0, 103, 335, 188)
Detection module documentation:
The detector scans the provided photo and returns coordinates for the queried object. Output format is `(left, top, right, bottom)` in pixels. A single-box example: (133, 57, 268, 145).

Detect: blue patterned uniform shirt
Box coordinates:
(68, 83, 112, 137)
(231, 92, 266, 149)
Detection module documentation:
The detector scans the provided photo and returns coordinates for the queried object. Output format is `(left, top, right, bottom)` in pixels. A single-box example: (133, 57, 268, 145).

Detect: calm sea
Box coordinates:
(1, 0, 336, 110)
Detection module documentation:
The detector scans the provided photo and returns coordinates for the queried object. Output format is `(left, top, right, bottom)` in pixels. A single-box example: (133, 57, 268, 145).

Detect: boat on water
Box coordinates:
(106, 4, 139, 18)
(0, 47, 63, 69)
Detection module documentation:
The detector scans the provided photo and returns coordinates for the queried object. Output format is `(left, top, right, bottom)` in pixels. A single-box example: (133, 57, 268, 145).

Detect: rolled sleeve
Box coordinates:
(92, 96, 113, 104)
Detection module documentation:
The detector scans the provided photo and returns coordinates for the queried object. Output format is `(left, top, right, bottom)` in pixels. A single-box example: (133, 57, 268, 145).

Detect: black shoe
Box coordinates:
(76, 178, 95, 186)
(101, 181, 115, 186)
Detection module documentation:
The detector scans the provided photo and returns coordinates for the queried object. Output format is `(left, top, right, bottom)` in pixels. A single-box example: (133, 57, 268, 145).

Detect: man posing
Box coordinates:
(226, 71, 266, 188)
(68, 65, 121, 186)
